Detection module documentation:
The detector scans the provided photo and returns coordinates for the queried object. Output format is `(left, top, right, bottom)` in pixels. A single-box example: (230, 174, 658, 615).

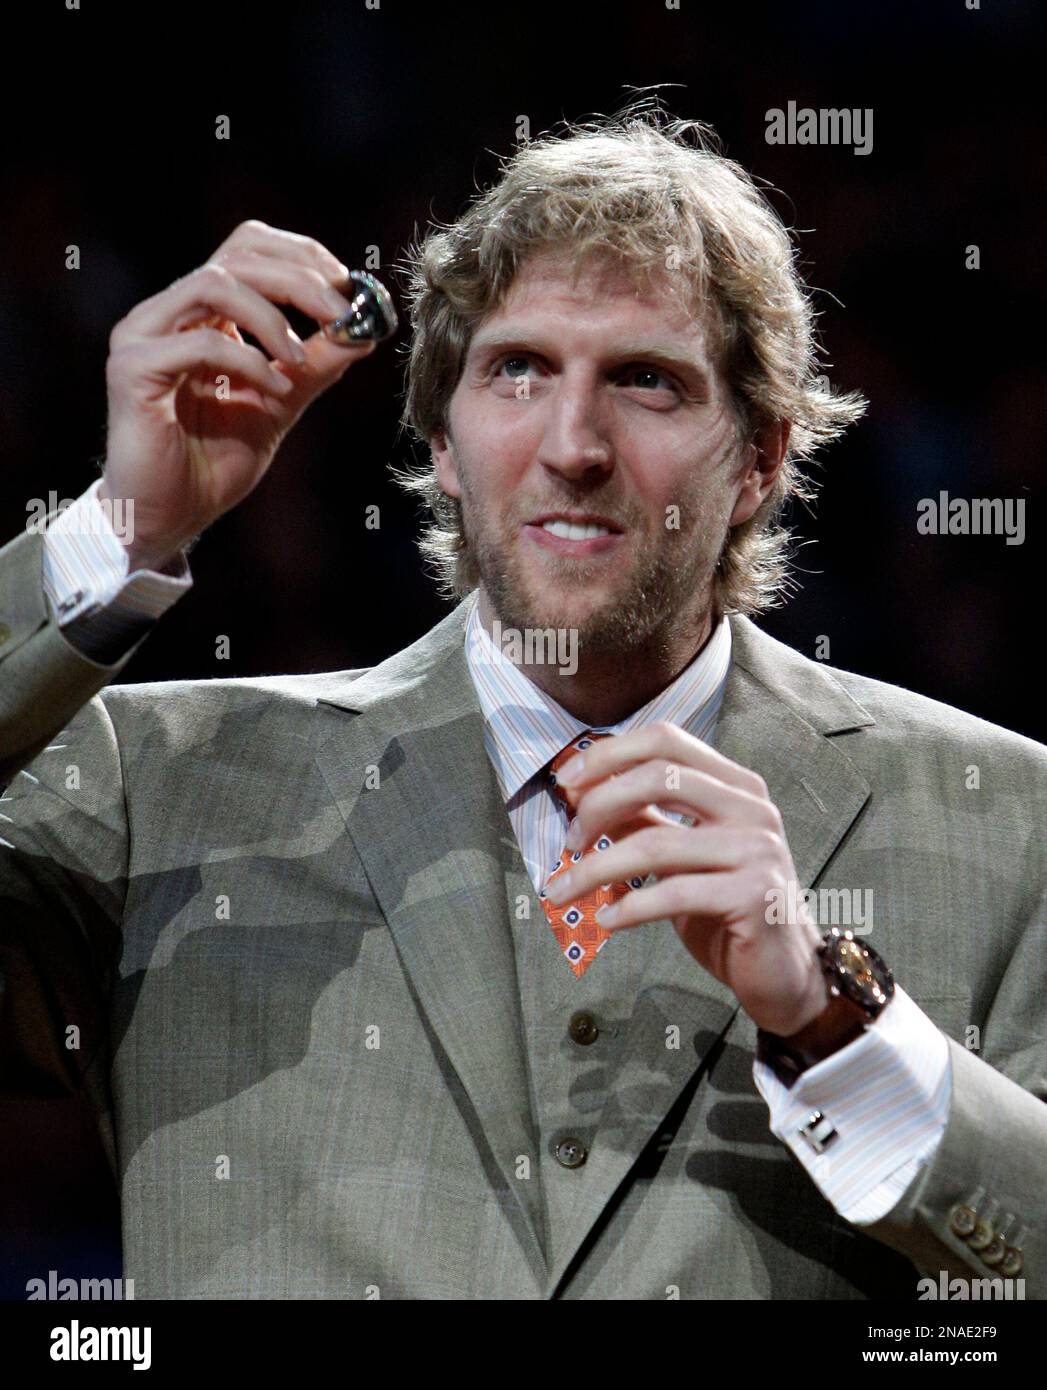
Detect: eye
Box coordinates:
(492, 353, 536, 378)
(619, 364, 678, 392)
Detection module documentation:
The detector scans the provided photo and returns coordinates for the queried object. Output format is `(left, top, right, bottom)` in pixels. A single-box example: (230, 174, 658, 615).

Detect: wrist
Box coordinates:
(124, 544, 185, 575)
(780, 992, 868, 1059)
(95, 481, 184, 573)
(786, 959, 833, 1038)
(756, 927, 895, 1087)
(756, 997, 868, 1088)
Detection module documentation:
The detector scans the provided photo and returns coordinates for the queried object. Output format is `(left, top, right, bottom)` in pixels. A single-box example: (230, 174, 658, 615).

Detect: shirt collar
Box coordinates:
(463, 597, 732, 806)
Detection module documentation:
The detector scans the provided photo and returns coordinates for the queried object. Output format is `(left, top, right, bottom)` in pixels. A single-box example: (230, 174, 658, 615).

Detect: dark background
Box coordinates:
(1, 0, 1042, 1296)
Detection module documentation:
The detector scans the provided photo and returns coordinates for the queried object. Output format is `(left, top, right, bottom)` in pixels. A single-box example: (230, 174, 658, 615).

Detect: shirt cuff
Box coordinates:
(41, 476, 193, 626)
(752, 983, 952, 1224)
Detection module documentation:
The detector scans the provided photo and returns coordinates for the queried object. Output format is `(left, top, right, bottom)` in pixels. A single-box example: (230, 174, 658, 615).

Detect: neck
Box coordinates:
(476, 587, 716, 726)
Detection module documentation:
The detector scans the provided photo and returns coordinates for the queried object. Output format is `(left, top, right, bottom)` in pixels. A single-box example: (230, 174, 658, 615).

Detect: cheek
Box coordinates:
(626, 439, 708, 509)
(466, 423, 537, 496)
(661, 423, 743, 501)
(455, 456, 516, 528)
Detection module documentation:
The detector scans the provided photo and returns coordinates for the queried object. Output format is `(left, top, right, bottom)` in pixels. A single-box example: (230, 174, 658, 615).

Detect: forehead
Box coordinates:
(480, 249, 707, 344)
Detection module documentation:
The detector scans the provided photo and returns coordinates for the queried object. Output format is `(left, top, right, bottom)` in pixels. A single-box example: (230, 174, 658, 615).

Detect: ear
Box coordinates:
(431, 427, 461, 499)
(729, 419, 792, 527)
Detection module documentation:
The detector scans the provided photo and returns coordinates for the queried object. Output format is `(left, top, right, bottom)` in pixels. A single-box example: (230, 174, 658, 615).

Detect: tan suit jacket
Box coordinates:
(1, 514, 1044, 1298)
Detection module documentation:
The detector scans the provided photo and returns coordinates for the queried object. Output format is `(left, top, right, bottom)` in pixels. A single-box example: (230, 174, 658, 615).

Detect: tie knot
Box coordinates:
(547, 730, 610, 812)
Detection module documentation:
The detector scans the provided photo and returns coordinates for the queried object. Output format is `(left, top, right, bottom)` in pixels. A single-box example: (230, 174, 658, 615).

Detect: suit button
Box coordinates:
(554, 1137, 588, 1169)
(981, 1235, 1006, 1267)
(568, 1010, 599, 1045)
(948, 1203, 977, 1238)
(967, 1218, 994, 1251)
(1000, 1246, 1024, 1278)
(0, 621, 10, 646)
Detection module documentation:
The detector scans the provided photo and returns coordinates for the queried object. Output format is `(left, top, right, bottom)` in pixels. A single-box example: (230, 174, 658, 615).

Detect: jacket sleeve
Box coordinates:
(0, 510, 148, 790)
(0, 513, 137, 1113)
(856, 857, 1047, 1298)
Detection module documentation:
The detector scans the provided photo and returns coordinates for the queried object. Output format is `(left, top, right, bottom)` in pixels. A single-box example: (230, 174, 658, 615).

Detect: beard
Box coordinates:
(458, 473, 725, 663)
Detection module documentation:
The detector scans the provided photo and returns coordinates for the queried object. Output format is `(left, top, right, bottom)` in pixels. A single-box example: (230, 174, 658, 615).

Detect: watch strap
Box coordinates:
(756, 992, 870, 1088)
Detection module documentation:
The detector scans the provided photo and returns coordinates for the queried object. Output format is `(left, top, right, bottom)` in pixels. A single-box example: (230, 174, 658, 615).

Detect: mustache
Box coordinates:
(511, 501, 637, 527)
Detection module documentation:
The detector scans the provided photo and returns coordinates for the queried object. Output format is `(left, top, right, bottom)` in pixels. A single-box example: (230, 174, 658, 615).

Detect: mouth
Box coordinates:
(523, 512, 626, 556)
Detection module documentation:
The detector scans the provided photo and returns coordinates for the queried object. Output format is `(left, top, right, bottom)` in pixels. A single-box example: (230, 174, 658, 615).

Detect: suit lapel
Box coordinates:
(542, 614, 877, 1295)
(312, 594, 546, 1268)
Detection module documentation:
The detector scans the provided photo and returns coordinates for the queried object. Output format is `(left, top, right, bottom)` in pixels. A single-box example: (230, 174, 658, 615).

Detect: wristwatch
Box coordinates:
(756, 927, 895, 1088)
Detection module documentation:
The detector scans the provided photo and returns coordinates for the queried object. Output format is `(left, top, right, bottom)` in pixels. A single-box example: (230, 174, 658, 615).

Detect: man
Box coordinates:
(1, 108, 1044, 1300)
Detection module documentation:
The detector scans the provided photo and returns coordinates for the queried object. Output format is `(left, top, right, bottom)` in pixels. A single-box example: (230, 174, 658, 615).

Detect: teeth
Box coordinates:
(540, 520, 613, 540)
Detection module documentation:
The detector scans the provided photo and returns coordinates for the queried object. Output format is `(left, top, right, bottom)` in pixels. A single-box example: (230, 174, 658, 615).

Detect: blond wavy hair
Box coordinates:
(390, 97, 868, 615)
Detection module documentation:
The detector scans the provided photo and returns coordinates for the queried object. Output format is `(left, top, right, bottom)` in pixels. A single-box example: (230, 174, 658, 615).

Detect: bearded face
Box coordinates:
(432, 251, 761, 667)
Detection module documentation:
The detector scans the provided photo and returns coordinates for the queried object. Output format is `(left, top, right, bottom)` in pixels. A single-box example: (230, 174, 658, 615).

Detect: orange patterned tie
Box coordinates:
(539, 731, 650, 978)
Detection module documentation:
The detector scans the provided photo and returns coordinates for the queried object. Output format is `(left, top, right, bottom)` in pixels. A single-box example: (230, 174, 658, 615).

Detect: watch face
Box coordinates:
(826, 930, 894, 1010)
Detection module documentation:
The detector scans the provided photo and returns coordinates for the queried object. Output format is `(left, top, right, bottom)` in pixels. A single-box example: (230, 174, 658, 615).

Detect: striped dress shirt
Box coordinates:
(462, 597, 731, 893)
(41, 479, 952, 1228)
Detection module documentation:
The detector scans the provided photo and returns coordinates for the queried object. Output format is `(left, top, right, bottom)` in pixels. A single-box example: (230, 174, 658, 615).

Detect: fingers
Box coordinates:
(206, 219, 359, 347)
(114, 260, 351, 367)
(179, 312, 242, 343)
(556, 719, 770, 800)
(210, 249, 358, 333)
(107, 326, 295, 400)
(210, 218, 351, 288)
(111, 217, 363, 365)
(545, 824, 750, 904)
(589, 871, 747, 934)
(564, 760, 779, 852)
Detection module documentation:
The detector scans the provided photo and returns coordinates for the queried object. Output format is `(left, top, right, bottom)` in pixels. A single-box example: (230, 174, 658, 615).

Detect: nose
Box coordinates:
(534, 372, 613, 481)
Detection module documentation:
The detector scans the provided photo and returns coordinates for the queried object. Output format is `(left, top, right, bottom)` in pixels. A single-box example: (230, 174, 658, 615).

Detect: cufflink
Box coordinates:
(798, 1110, 838, 1153)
